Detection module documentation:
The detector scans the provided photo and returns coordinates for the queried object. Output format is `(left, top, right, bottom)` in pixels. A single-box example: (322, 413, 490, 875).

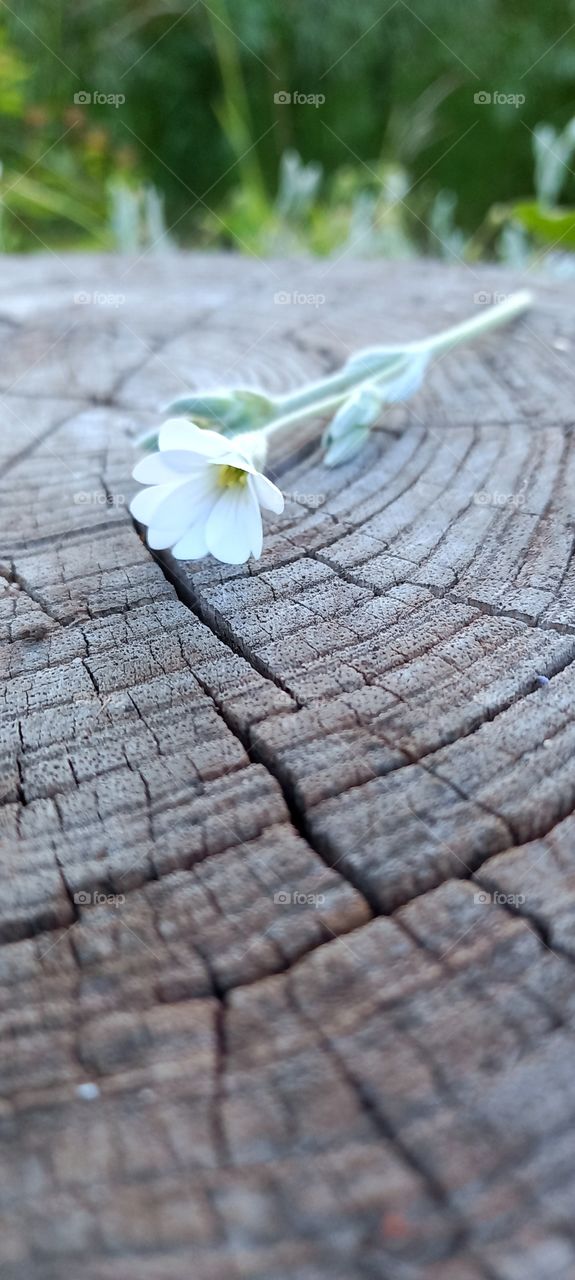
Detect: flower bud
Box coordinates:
(377, 351, 429, 403)
(323, 352, 430, 467)
(164, 389, 276, 435)
(323, 423, 371, 467)
(326, 385, 383, 442)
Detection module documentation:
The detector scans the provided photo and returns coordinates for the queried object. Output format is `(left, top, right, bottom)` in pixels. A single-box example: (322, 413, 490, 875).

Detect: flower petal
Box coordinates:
(249, 471, 284, 514)
(147, 524, 187, 550)
(210, 449, 254, 473)
(170, 485, 221, 559)
(133, 451, 205, 484)
(129, 479, 182, 525)
(159, 418, 231, 458)
(171, 524, 209, 560)
(205, 486, 263, 564)
(143, 471, 215, 546)
(249, 505, 263, 559)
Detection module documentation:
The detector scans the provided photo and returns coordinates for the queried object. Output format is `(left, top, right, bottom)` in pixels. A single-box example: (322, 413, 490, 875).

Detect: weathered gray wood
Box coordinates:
(1, 252, 575, 1279)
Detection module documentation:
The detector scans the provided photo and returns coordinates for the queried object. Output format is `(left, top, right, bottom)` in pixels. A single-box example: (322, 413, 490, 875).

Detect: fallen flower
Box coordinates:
(130, 419, 284, 564)
(131, 292, 533, 567)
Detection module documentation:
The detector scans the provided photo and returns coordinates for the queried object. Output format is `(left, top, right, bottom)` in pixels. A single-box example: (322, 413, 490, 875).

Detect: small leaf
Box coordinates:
(509, 200, 575, 248)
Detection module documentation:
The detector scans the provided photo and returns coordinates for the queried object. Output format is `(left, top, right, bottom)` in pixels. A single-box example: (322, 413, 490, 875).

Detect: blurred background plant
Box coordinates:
(2, 0, 575, 266)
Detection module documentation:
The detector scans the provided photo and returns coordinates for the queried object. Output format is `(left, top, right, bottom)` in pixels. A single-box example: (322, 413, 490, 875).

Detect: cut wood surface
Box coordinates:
(1, 252, 575, 1279)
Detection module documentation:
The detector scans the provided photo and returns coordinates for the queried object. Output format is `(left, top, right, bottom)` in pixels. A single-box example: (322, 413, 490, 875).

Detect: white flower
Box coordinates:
(130, 419, 284, 564)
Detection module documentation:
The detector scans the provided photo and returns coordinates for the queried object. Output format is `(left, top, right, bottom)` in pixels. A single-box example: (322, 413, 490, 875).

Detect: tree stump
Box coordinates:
(2, 253, 575, 1279)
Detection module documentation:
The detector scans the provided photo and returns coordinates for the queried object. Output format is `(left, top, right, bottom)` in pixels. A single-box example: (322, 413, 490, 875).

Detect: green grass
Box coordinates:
(2, 1, 575, 262)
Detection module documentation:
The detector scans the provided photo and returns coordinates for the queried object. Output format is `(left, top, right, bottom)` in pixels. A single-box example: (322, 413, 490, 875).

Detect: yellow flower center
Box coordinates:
(217, 464, 248, 489)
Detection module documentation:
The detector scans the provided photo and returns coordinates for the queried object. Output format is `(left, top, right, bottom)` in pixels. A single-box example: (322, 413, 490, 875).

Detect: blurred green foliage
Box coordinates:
(2, 0, 575, 260)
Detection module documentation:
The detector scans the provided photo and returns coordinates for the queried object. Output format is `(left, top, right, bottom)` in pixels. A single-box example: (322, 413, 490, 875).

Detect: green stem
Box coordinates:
(138, 291, 533, 455)
(412, 288, 532, 357)
(261, 389, 363, 441)
(273, 354, 406, 418)
(265, 289, 532, 437)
